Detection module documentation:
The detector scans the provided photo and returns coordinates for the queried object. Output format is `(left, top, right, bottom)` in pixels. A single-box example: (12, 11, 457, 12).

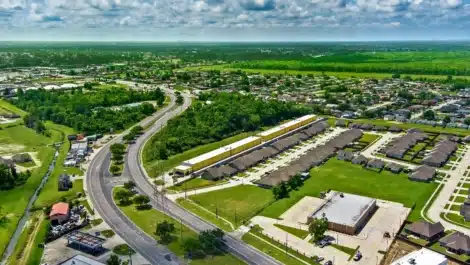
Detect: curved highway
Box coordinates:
(86, 86, 181, 265)
(87, 85, 281, 265)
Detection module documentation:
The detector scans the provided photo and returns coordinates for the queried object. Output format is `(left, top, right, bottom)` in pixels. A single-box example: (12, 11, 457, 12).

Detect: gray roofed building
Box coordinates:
(374, 125, 387, 131)
(0, 157, 14, 167)
(405, 221, 445, 241)
(366, 159, 385, 170)
(335, 119, 347, 127)
(58, 174, 73, 191)
(337, 150, 355, 161)
(439, 232, 470, 255)
(389, 126, 402, 132)
(386, 162, 404, 174)
(409, 165, 436, 182)
(202, 165, 237, 180)
(422, 140, 458, 168)
(57, 255, 105, 265)
(348, 123, 362, 129)
(11, 153, 32, 163)
(351, 154, 368, 165)
(385, 132, 428, 159)
(360, 124, 373, 130)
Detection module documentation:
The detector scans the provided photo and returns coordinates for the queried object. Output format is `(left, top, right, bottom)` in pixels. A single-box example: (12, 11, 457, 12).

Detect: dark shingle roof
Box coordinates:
(439, 232, 470, 253)
(406, 221, 444, 239)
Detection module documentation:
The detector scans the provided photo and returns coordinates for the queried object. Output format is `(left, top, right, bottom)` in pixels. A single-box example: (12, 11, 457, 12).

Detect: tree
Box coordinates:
(176, 93, 184, 105)
(110, 165, 121, 176)
(308, 217, 329, 242)
(133, 195, 151, 209)
(443, 115, 451, 124)
(155, 220, 175, 244)
(464, 118, 470, 126)
(0, 206, 8, 227)
(123, 181, 136, 190)
(288, 175, 303, 190)
(181, 237, 205, 258)
(272, 181, 289, 200)
(114, 189, 133, 205)
(199, 229, 225, 255)
(107, 254, 122, 265)
(110, 143, 126, 155)
(423, 110, 436, 121)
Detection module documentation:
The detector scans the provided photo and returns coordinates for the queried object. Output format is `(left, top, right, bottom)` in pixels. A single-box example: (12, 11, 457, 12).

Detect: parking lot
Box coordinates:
(251, 196, 410, 265)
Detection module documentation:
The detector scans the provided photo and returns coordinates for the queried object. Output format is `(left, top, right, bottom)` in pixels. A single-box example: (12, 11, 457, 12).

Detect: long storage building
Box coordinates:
(257, 114, 316, 142)
(174, 136, 261, 175)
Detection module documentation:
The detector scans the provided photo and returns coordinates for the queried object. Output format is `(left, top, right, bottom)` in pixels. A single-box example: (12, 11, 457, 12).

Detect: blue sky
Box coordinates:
(1, 0, 470, 41)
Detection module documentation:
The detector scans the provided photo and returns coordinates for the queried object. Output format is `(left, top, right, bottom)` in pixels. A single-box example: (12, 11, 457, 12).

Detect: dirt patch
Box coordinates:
(0, 144, 25, 155)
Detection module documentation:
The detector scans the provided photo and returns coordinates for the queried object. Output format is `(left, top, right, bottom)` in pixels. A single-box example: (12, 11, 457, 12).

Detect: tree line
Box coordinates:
(0, 164, 31, 190)
(144, 92, 310, 162)
(11, 87, 165, 135)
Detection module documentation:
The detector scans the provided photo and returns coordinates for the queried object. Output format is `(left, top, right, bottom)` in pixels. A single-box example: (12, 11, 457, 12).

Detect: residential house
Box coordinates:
(409, 165, 436, 182)
(351, 154, 368, 165)
(366, 159, 385, 171)
(405, 221, 445, 241)
(49, 202, 70, 225)
(439, 232, 470, 255)
(337, 150, 354, 161)
(386, 163, 404, 174)
(460, 195, 470, 222)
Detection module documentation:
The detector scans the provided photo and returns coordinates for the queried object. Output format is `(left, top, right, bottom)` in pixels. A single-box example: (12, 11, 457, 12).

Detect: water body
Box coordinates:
(0, 147, 60, 264)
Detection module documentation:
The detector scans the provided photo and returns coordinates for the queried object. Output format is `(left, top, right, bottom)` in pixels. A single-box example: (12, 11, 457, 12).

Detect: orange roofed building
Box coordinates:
(49, 202, 70, 225)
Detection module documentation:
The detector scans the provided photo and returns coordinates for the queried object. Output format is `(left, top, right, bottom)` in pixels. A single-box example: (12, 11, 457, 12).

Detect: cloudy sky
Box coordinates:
(1, 0, 470, 41)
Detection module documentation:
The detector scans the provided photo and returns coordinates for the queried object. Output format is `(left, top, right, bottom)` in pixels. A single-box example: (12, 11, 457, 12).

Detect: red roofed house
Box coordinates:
(49, 202, 70, 225)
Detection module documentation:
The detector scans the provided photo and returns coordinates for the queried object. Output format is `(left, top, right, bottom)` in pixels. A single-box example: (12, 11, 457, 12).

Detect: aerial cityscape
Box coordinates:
(2, 1, 470, 265)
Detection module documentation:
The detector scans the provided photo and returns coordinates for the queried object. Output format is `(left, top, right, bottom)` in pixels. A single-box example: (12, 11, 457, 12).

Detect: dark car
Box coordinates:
(353, 251, 362, 261)
(324, 261, 333, 265)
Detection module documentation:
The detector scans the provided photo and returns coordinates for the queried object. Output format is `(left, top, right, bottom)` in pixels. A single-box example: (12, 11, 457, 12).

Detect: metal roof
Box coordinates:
(390, 248, 447, 265)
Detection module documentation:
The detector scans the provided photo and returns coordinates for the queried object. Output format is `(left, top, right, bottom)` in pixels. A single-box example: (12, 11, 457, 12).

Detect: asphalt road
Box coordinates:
(87, 86, 281, 265)
(125, 93, 282, 265)
(86, 87, 181, 265)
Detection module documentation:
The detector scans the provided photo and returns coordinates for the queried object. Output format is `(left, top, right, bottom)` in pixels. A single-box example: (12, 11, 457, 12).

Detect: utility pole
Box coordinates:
(285, 233, 288, 255)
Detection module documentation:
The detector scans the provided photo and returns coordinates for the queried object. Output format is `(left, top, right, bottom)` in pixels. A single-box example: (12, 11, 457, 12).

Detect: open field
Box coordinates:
(0, 99, 27, 117)
(185, 64, 470, 81)
(144, 132, 254, 178)
(0, 124, 61, 257)
(169, 177, 228, 192)
(260, 159, 437, 222)
(113, 188, 245, 265)
(189, 185, 274, 228)
(177, 199, 234, 232)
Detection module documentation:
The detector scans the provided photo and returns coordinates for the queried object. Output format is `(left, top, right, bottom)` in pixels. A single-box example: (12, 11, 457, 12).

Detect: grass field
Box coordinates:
(185, 64, 470, 81)
(113, 188, 245, 265)
(177, 199, 234, 232)
(273, 224, 309, 239)
(189, 185, 274, 228)
(144, 132, 254, 178)
(0, 99, 27, 117)
(260, 159, 437, 221)
(359, 133, 380, 144)
(0, 124, 60, 257)
(169, 178, 228, 192)
(34, 124, 82, 209)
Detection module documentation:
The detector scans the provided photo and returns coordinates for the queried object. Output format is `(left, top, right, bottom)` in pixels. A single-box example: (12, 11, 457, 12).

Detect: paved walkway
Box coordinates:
(427, 146, 470, 232)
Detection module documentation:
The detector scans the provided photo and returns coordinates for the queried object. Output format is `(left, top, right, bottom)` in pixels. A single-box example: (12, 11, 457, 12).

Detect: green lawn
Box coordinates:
(242, 233, 316, 265)
(26, 217, 49, 265)
(113, 188, 245, 265)
(0, 124, 62, 257)
(0, 99, 27, 116)
(177, 199, 234, 232)
(273, 224, 309, 239)
(260, 160, 438, 221)
(359, 133, 380, 144)
(189, 185, 274, 228)
(328, 117, 470, 136)
(169, 178, 228, 192)
(331, 244, 358, 258)
(113, 244, 135, 255)
(443, 213, 470, 229)
(246, 226, 319, 265)
(33, 123, 84, 209)
(144, 132, 254, 178)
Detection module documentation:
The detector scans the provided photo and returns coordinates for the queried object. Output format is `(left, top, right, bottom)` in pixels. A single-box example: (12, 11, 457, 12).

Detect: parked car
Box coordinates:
(315, 256, 324, 262)
(324, 261, 333, 265)
(353, 251, 362, 261)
